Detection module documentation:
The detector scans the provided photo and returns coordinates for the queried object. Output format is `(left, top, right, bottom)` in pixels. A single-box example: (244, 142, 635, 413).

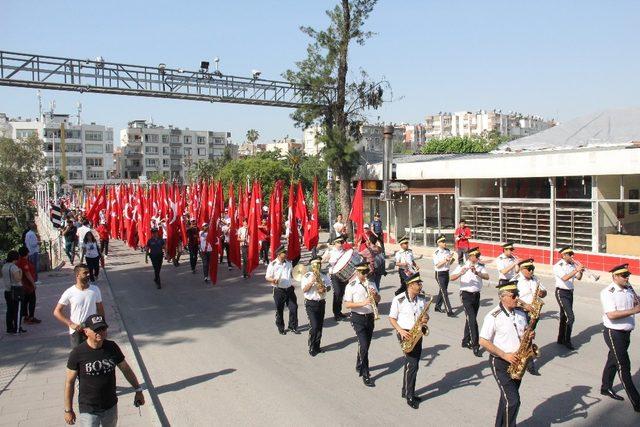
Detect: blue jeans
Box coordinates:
(65, 240, 75, 262)
(28, 253, 39, 281)
(78, 404, 117, 427)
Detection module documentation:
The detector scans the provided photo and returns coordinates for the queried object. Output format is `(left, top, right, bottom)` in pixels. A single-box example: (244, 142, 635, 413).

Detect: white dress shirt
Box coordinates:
(199, 231, 212, 252)
(452, 261, 487, 293)
(24, 230, 39, 255)
(389, 292, 427, 330)
(433, 248, 452, 272)
(395, 249, 414, 270)
(333, 221, 345, 235)
(516, 273, 546, 305)
(238, 226, 248, 246)
(324, 247, 345, 275)
(553, 260, 577, 290)
(266, 259, 293, 289)
(496, 254, 517, 281)
(601, 282, 636, 331)
(301, 271, 330, 301)
(480, 305, 528, 354)
(344, 278, 376, 315)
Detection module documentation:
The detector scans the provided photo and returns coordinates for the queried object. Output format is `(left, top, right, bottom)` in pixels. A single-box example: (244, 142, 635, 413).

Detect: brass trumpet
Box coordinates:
(574, 260, 600, 281)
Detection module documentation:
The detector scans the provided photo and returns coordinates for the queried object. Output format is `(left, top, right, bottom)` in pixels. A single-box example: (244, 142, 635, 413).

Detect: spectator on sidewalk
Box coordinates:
(3, 250, 26, 334)
(96, 221, 110, 257)
(53, 264, 105, 347)
(146, 228, 165, 289)
(24, 222, 41, 283)
(454, 219, 472, 265)
(64, 314, 145, 426)
(16, 246, 41, 324)
(81, 232, 104, 283)
(61, 218, 78, 264)
(370, 212, 386, 256)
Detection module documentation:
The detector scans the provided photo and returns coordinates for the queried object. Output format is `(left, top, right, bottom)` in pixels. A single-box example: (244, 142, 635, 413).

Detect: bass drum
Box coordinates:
(332, 249, 364, 282)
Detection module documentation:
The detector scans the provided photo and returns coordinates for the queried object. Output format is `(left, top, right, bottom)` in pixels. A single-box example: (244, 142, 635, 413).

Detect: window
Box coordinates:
(66, 157, 82, 166)
(105, 144, 113, 153)
(170, 147, 180, 155)
(105, 130, 113, 141)
(87, 171, 104, 180)
(86, 158, 103, 167)
(68, 171, 82, 180)
(85, 144, 103, 154)
(162, 159, 170, 167)
(184, 136, 192, 144)
(197, 148, 206, 156)
(145, 134, 159, 143)
(145, 146, 159, 154)
(556, 176, 591, 199)
(66, 143, 83, 153)
(66, 130, 82, 139)
(85, 131, 103, 141)
(162, 147, 169, 155)
(184, 148, 192, 156)
(161, 135, 169, 143)
(145, 158, 157, 167)
(16, 129, 37, 139)
(170, 135, 179, 143)
(45, 129, 61, 138)
(197, 136, 206, 144)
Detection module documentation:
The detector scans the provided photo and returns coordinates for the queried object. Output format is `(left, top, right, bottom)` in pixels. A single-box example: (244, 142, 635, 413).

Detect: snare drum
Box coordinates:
(332, 249, 364, 282)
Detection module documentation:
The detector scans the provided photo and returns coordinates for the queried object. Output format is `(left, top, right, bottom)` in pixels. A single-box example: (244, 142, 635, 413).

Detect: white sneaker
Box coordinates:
(228, 266, 232, 271)
(204, 277, 209, 282)
(34, 281, 42, 286)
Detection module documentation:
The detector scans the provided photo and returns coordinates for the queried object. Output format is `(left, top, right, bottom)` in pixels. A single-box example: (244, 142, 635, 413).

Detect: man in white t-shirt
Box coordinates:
(76, 220, 92, 247)
(53, 264, 105, 347)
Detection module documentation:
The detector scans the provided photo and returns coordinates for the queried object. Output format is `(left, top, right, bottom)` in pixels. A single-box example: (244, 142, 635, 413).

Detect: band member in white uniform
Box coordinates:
(301, 256, 331, 356)
(394, 236, 418, 296)
(496, 242, 518, 286)
(599, 263, 640, 411)
(265, 245, 299, 335)
(389, 273, 429, 409)
(553, 246, 584, 350)
(479, 280, 529, 427)
(433, 235, 454, 316)
(322, 236, 349, 321)
(344, 262, 380, 387)
(451, 247, 488, 357)
(515, 258, 547, 375)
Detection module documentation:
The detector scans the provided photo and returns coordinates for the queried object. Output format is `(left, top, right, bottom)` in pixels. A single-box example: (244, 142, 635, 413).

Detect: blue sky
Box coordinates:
(1, 0, 639, 145)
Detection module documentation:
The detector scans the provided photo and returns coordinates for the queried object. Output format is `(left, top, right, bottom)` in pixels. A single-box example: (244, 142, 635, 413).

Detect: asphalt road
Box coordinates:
(103, 241, 639, 426)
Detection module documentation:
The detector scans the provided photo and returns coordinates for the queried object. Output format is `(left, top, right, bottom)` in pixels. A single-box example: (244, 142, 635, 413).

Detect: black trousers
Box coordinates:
(188, 246, 198, 271)
(241, 246, 248, 276)
(351, 312, 375, 378)
(555, 288, 575, 345)
(399, 333, 422, 399)
(70, 330, 87, 348)
(220, 241, 231, 266)
(202, 251, 211, 278)
(150, 254, 163, 282)
(21, 292, 36, 319)
(434, 271, 452, 312)
(602, 327, 640, 407)
(490, 355, 521, 427)
(5, 290, 19, 332)
(461, 290, 480, 348)
(331, 275, 348, 317)
(260, 240, 270, 263)
(273, 287, 298, 332)
(86, 256, 100, 281)
(100, 239, 109, 256)
(456, 248, 467, 265)
(305, 299, 326, 351)
(395, 269, 409, 296)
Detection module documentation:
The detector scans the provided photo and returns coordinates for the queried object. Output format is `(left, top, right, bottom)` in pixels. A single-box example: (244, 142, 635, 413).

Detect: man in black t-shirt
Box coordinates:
(61, 218, 78, 263)
(64, 314, 145, 426)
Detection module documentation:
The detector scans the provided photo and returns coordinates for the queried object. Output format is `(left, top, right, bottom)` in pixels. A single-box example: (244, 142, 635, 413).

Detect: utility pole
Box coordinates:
(382, 125, 394, 239)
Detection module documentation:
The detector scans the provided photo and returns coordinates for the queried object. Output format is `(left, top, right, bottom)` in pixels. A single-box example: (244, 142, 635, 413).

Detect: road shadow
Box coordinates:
(153, 369, 236, 395)
(415, 359, 489, 401)
(535, 324, 602, 369)
(323, 327, 394, 353)
(540, 309, 559, 321)
(518, 385, 601, 426)
(370, 356, 404, 381)
(423, 343, 450, 368)
(480, 298, 493, 307)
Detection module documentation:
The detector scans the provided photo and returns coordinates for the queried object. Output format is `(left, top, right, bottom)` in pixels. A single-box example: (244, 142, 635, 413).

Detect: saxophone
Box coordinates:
(314, 270, 326, 296)
(508, 281, 544, 380)
(400, 293, 433, 354)
(366, 285, 380, 320)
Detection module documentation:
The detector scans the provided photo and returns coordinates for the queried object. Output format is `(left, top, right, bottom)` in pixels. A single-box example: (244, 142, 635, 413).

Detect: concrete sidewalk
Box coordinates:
(0, 262, 159, 427)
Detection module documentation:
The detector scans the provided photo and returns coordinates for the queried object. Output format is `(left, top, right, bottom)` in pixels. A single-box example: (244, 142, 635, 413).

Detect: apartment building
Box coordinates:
(424, 110, 554, 139)
(302, 123, 405, 155)
(117, 120, 234, 181)
(3, 112, 114, 187)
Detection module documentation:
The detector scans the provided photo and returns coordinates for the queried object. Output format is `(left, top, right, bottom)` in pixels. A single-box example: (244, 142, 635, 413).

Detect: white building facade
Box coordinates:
(117, 120, 233, 181)
(4, 112, 114, 187)
(424, 110, 554, 139)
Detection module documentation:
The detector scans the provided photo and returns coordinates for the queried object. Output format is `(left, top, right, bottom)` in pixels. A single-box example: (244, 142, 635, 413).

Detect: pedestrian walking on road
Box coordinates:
(238, 218, 249, 278)
(265, 245, 299, 335)
(146, 228, 166, 289)
(24, 221, 41, 283)
(16, 246, 41, 324)
(199, 223, 213, 282)
(96, 221, 110, 257)
(3, 250, 26, 334)
(53, 264, 105, 347)
(186, 219, 199, 274)
(64, 314, 145, 426)
(81, 232, 104, 283)
(61, 218, 78, 264)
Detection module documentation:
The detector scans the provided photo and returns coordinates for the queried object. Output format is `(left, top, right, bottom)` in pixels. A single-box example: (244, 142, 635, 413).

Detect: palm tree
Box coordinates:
(246, 129, 259, 155)
(285, 147, 305, 179)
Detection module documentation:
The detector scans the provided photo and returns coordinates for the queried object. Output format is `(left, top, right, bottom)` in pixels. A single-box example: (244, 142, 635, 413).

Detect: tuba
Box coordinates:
(508, 282, 544, 380)
(400, 293, 433, 354)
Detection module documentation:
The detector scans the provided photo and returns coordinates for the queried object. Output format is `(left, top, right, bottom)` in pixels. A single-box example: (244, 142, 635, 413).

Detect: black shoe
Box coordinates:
(528, 367, 541, 376)
(18, 327, 27, 333)
(279, 330, 286, 335)
(362, 376, 375, 387)
(434, 307, 444, 313)
(334, 317, 341, 322)
(156, 282, 161, 289)
(339, 313, 349, 319)
(447, 312, 456, 317)
(473, 347, 482, 357)
(565, 342, 576, 351)
(315, 347, 325, 353)
(600, 388, 624, 401)
(634, 404, 640, 413)
(289, 327, 301, 335)
(406, 397, 419, 409)
(401, 391, 406, 398)
(309, 349, 318, 357)
(462, 342, 472, 349)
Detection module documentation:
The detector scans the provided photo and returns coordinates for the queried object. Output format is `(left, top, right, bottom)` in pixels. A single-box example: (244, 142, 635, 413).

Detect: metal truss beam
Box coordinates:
(0, 51, 334, 108)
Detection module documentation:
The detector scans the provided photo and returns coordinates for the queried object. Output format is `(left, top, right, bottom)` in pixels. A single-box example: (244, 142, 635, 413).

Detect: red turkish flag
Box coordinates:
(85, 185, 106, 226)
(349, 180, 365, 250)
(305, 176, 320, 250)
(228, 182, 241, 268)
(206, 182, 223, 284)
(269, 181, 283, 261)
(295, 181, 308, 246)
(286, 182, 301, 262)
(246, 181, 262, 275)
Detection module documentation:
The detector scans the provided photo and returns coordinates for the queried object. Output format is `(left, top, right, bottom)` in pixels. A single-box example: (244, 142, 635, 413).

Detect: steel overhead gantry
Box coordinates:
(0, 50, 334, 108)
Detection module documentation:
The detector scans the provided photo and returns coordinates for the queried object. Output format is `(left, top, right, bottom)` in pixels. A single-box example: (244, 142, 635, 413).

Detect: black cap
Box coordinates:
(559, 246, 574, 255)
(405, 272, 423, 285)
(609, 263, 630, 275)
(496, 279, 519, 293)
(398, 236, 409, 244)
(333, 236, 345, 244)
(275, 245, 287, 255)
(308, 256, 322, 265)
(355, 261, 370, 272)
(502, 242, 515, 250)
(436, 234, 446, 243)
(518, 258, 534, 268)
(467, 247, 480, 257)
(83, 314, 108, 331)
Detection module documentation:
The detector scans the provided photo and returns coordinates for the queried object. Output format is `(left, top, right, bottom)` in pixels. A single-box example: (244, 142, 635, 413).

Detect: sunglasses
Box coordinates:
(525, 266, 535, 272)
(504, 293, 518, 299)
(93, 327, 107, 333)
(620, 272, 631, 278)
